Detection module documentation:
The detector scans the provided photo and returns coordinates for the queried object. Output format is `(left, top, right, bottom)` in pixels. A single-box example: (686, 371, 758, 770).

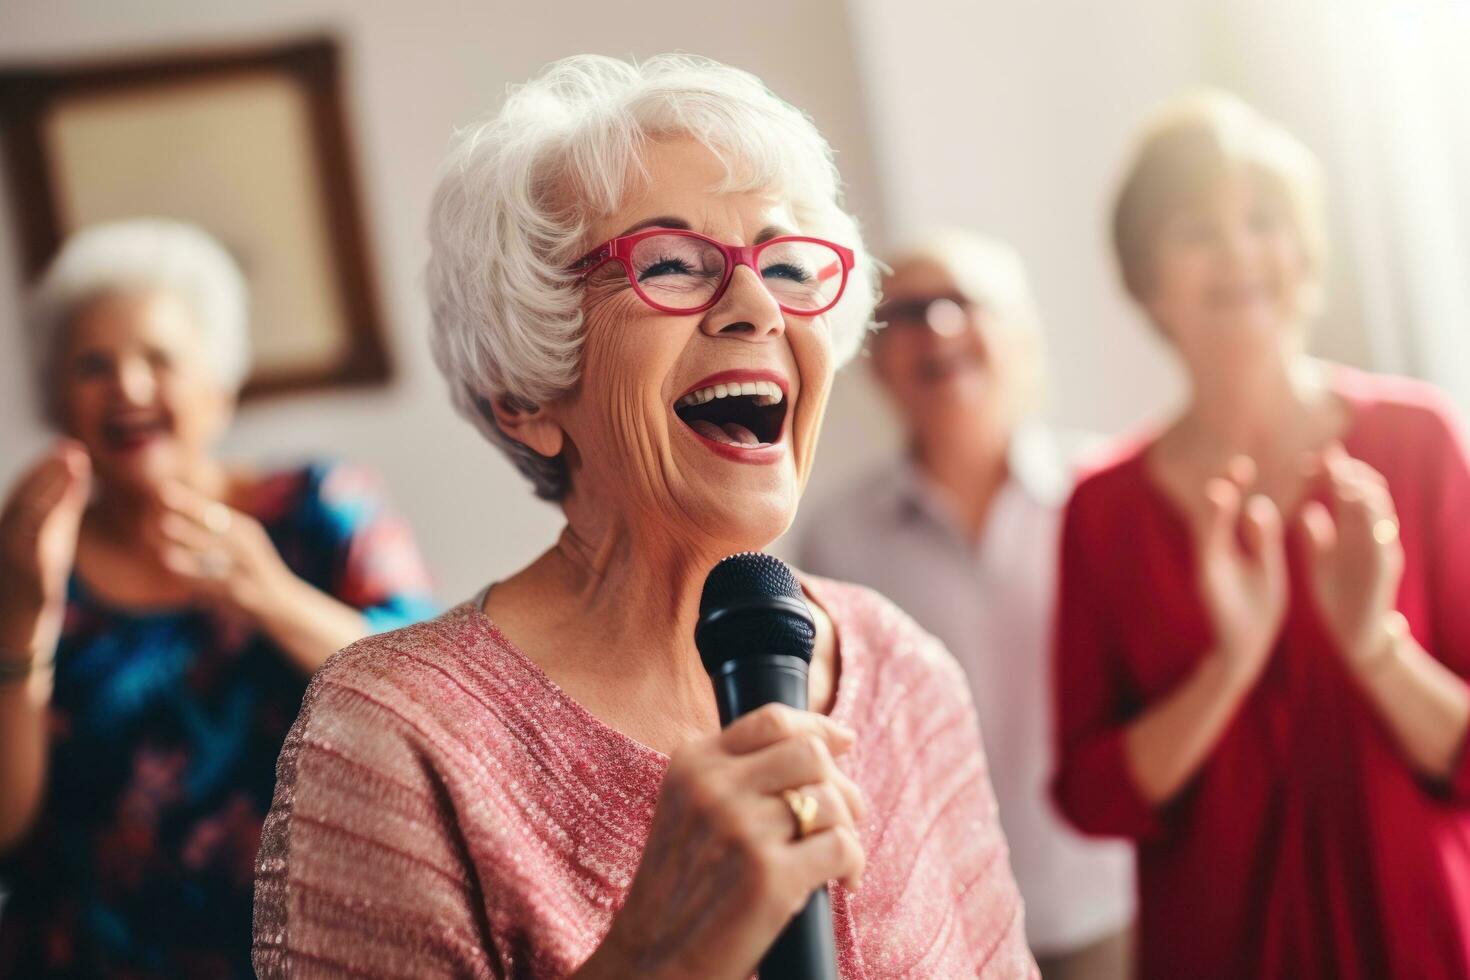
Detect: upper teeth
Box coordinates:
(675, 380, 784, 409)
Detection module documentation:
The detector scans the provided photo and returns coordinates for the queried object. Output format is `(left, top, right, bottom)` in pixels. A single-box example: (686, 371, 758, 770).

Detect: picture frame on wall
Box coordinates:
(0, 35, 392, 399)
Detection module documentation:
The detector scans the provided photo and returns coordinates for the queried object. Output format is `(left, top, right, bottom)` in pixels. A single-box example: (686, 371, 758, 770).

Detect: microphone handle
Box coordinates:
(761, 892, 838, 980)
(712, 655, 840, 980)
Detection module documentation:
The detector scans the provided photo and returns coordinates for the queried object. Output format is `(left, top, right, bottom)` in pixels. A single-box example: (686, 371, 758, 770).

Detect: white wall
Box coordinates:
(1202, 0, 1415, 380)
(0, 0, 890, 600)
(844, 0, 1211, 441)
(839, 0, 1396, 455)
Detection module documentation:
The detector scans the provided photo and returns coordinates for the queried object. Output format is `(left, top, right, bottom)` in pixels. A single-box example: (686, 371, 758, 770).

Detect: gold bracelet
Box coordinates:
(1355, 611, 1410, 680)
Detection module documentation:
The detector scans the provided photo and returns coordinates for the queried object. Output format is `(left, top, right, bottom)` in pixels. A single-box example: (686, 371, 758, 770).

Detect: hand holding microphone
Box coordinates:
(697, 552, 847, 980)
(581, 554, 861, 980)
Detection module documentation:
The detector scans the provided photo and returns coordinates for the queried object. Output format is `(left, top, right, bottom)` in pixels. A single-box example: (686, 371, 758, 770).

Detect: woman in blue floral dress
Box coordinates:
(0, 221, 436, 978)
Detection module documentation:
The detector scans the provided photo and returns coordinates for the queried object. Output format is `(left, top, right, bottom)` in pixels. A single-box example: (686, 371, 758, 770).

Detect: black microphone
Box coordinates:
(696, 552, 839, 980)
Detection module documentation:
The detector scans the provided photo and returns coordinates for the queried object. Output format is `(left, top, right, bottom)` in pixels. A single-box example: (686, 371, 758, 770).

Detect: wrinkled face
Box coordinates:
(57, 289, 234, 493)
(549, 138, 837, 551)
(1142, 169, 1313, 361)
(871, 257, 1031, 441)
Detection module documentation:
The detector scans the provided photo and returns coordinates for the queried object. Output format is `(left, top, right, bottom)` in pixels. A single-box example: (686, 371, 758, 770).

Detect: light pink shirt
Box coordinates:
(254, 577, 1038, 978)
(797, 427, 1135, 956)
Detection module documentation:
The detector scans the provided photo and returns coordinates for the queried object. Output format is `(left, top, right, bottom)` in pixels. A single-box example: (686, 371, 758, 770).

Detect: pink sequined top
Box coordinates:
(253, 576, 1038, 978)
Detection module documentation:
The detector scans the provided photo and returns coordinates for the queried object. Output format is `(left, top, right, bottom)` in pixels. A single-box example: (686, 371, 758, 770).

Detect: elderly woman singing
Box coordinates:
(252, 55, 1035, 978)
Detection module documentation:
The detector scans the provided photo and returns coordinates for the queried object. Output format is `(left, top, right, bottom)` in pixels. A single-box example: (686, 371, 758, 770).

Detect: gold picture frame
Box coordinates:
(0, 36, 391, 398)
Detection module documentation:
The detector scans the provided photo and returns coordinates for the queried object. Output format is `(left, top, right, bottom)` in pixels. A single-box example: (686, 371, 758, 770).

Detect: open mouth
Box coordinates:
(674, 377, 787, 449)
(916, 349, 984, 385)
(100, 411, 172, 451)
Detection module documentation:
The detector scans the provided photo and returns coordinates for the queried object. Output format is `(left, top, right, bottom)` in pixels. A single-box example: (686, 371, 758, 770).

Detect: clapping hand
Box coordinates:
(1298, 443, 1406, 672)
(0, 443, 92, 659)
(1195, 456, 1290, 687)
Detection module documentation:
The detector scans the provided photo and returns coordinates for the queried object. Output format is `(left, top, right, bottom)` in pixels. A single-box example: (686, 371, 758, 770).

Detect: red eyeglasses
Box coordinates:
(569, 228, 855, 316)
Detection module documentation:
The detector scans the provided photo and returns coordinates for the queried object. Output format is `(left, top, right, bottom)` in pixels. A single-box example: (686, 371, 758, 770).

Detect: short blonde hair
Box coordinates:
(426, 53, 878, 501)
(1111, 90, 1327, 303)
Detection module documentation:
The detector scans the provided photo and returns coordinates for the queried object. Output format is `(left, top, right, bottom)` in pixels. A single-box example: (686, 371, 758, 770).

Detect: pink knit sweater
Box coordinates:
(253, 577, 1037, 978)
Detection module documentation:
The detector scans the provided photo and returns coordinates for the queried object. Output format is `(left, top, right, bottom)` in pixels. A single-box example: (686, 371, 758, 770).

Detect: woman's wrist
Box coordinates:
(0, 599, 58, 687)
(235, 556, 299, 624)
(1208, 639, 1268, 695)
(577, 907, 703, 980)
(573, 923, 645, 980)
(0, 649, 54, 685)
(1346, 610, 1410, 683)
(0, 592, 62, 664)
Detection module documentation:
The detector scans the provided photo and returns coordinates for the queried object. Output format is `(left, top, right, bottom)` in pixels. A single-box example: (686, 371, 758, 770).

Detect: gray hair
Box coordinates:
(27, 219, 251, 423)
(426, 53, 878, 501)
(883, 228, 1043, 334)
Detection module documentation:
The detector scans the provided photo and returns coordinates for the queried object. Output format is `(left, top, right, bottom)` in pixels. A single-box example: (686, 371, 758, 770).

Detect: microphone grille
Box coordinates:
(700, 551, 803, 610)
(697, 552, 816, 673)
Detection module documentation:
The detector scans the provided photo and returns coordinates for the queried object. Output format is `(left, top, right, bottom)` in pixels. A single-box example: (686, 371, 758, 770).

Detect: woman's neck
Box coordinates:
(548, 521, 710, 664)
(1162, 343, 1342, 501)
(485, 478, 847, 754)
(1187, 347, 1315, 439)
(485, 510, 730, 742)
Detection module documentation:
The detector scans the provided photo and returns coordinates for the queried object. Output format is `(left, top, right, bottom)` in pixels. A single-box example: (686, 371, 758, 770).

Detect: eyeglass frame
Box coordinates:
(873, 293, 985, 337)
(567, 227, 856, 316)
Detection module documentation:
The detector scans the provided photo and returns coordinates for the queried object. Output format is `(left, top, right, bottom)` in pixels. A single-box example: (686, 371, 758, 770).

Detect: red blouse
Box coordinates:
(1053, 368, 1470, 980)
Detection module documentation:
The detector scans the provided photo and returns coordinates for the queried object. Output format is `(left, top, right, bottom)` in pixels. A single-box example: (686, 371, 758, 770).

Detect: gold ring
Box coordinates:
(781, 789, 820, 840)
(203, 502, 233, 535)
(1373, 518, 1399, 545)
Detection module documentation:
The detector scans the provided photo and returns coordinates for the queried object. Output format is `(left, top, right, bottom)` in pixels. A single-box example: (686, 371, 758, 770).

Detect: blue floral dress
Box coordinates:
(0, 461, 437, 978)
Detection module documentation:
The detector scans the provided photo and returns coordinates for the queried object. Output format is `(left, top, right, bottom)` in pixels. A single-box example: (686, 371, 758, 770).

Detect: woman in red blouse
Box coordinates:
(1053, 91, 1470, 979)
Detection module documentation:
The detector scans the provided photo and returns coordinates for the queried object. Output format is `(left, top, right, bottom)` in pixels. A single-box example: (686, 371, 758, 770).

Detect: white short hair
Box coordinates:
(884, 228, 1042, 334)
(28, 219, 251, 422)
(427, 53, 879, 500)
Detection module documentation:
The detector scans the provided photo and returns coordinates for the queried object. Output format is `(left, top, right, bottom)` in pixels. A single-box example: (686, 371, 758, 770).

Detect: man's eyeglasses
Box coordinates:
(569, 228, 855, 316)
(874, 294, 979, 337)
